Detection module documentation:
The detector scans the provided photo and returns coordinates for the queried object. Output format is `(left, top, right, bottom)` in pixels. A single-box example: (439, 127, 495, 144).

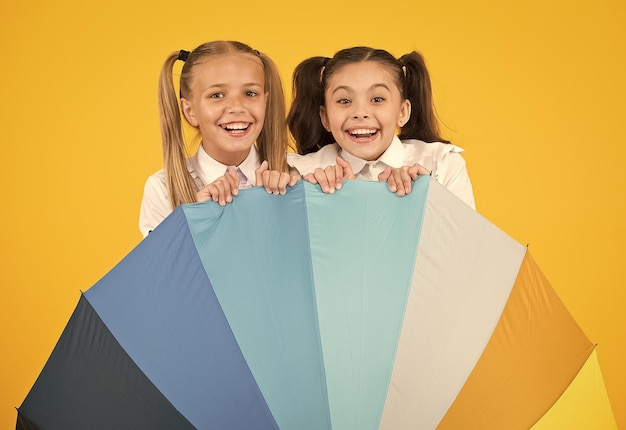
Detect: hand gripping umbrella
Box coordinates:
(17, 178, 617, 429)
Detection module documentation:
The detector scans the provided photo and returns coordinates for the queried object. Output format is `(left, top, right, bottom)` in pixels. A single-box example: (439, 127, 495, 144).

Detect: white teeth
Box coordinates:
(223, 123, 249, 130)
(350, 128, 377, 135)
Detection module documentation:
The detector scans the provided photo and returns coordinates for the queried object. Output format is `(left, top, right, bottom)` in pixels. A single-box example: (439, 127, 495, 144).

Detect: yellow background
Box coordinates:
(1, 0, 624, 428)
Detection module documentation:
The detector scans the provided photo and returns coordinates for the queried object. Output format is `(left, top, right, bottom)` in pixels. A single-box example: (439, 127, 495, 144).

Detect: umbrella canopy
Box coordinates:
(17, 178, 617, 429)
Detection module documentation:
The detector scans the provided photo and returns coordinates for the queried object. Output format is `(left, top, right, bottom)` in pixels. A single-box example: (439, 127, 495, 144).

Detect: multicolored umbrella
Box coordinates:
(17, 178, 616, 429)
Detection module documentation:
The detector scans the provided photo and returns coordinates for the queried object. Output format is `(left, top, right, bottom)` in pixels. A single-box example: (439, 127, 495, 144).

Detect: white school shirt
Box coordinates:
(287, 136, 475, 209)
(139, 145, 260, 237)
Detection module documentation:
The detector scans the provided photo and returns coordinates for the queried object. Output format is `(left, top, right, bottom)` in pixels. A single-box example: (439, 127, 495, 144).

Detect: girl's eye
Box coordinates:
(337, 98, 351, 105)
(372, 96, 385, 103)
(245, 91, 258, 97)
(209, 92, 224, 99)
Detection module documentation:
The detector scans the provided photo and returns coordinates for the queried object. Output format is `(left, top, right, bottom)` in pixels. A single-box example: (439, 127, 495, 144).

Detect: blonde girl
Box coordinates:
(286, 46, 474, 208)
(140, 40, 295, 237)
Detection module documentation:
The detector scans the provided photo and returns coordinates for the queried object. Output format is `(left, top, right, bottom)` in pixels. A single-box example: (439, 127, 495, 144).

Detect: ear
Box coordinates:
(319, 106, 330, 131)
(397, 99, 411, 128)
(180, 98, 199, 127)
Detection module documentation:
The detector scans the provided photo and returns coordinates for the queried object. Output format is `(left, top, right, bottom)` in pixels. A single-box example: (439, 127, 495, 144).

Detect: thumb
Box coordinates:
(378, 166, 391, 181)
(336, 156, 355, 179)
(289, 174, 302, 187)
(226, 166, 241, 187)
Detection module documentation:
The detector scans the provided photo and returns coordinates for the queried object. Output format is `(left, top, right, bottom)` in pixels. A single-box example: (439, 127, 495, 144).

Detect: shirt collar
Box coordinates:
(339, 136, 405, 174)
(195, 144, 260, 186)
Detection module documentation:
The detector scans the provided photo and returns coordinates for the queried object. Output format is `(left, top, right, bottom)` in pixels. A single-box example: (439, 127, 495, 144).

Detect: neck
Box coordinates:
(202, 143, 251, 167)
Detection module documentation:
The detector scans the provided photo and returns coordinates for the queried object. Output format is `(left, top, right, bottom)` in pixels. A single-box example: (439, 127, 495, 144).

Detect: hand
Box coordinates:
(378, 163, 430, 196)
(196, 167, 240, 206)
(255, 161, 300, 195)
(303, 156, 355, 194)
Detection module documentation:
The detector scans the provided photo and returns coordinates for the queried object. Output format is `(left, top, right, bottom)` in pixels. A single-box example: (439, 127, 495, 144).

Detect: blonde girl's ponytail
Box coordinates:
(158, 50, 198, 209)
(398, 51, 448, 144)
(256, 52, 288, 172)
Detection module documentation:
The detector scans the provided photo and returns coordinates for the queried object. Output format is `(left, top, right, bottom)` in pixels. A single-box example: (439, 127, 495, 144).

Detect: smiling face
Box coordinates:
(320, 61, 410, 161)
(180, 53, 267, 166)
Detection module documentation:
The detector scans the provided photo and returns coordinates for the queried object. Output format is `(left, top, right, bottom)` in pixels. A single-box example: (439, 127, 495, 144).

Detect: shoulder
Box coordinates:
(141, 168, 169, 206)
(144, 168, 166, 190)
(401, 139, 466, 156)
(401, 139, 468, 170)
(287, 144, 341, 175)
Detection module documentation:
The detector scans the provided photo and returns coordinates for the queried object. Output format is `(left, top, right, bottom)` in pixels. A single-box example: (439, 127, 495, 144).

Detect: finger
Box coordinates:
(334, 164, 344, 190)
(276, 172, 291, 195)
(324, 166, 337, 194)
(289, 175, 301, 187)
(303, 173, 318, 184)
(314, 168, 331, 193)
(407, 164, 419, 180)
(214, 181, 230, 206)
(196, 186, 212, 203)
(224, 172, 239, 198)
(336, 156, 356, 180)
(255, 160, 269, 186)
(398, 168, 412, 196)
(387, 171, 398, 194)
(269, 170, 282, 195)
(226, 167, 240, 195)
(206, 183, 220, 204)
(409, 163, 429, 180)
(218, 177, 236, 205)
(260, 169, 272, 193)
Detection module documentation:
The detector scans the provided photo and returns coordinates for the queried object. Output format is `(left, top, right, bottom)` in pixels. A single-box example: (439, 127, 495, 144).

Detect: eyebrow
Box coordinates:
(204, 82, 264, 90)
(331, 83, 391, 95)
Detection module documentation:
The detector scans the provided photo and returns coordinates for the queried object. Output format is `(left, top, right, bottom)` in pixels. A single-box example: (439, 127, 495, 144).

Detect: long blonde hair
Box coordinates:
(158, 40, 288, 209)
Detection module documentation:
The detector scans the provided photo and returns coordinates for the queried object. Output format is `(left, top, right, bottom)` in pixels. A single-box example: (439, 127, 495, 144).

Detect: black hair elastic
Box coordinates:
(177, 50, 190, 62)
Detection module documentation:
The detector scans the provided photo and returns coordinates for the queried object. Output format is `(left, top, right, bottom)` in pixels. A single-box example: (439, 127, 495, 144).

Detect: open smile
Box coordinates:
(346, 128, 379, 143)
(221, 122, 252, 137)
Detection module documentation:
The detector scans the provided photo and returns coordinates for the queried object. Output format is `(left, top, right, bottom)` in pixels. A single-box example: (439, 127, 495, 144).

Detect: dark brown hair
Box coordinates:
(287, 46, 448, 155)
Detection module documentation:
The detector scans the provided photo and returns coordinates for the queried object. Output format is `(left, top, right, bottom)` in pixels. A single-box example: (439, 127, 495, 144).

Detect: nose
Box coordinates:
(227, 95, 246, 113)
(351, 100, 370, 119)
(352, 112, 369, 119)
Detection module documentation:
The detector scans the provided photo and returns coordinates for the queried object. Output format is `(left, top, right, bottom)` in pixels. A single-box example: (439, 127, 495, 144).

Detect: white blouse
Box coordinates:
(287, 136, 475, 209)
(139, 145, 260, 237)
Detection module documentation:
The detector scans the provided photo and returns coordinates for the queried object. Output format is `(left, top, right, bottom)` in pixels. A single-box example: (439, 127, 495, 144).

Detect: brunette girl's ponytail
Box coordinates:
(398, 52, 448, 143)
